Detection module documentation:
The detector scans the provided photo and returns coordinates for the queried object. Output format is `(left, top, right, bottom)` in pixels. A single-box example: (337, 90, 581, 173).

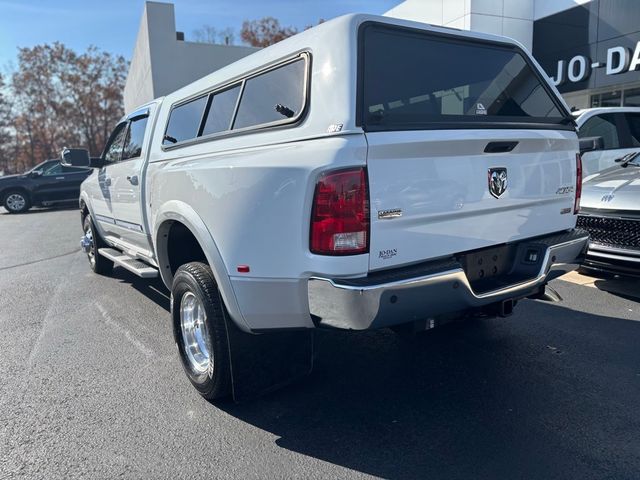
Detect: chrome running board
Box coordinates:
(98, 248, 158, 278)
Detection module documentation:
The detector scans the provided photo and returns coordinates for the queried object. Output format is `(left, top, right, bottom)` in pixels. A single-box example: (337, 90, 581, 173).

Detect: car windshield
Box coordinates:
(624, 152, 640, 166)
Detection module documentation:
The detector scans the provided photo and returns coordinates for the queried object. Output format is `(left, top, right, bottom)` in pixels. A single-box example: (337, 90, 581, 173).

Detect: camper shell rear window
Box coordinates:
(357, 23, 574, 131)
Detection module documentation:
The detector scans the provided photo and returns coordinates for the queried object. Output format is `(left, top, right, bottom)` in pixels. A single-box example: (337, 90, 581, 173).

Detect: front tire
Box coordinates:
(3, 190, 31, 213)
(172, 262, 232, 401)
(83, 215, 113, 275)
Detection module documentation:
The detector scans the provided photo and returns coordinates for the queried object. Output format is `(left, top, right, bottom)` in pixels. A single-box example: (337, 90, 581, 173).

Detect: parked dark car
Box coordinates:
(0, 160, 92, 213)
(577, 151, 640, 276)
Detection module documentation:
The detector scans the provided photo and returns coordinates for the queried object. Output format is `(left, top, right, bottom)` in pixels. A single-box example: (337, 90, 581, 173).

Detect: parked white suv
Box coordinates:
(64, 14, 589, 401)
(574, 107, 640, 176)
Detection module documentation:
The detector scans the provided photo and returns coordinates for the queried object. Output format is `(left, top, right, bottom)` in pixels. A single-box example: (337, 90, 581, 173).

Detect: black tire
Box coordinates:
(83, 214, 113, 275)
(3, 190, 31, 213)
(171, 262, 232, 401)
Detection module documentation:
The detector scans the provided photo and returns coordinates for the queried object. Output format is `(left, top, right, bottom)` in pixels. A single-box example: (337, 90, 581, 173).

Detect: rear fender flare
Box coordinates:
(153, 200, 251, 333)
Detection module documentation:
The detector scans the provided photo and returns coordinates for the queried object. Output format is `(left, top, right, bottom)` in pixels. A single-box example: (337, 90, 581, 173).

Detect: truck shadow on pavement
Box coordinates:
(569, 269, 640, 302)
(105, 266, 640, 478)
(593, 276, 640, 302)
(111, 268, 170, 312)
(218, 299, 640, 480)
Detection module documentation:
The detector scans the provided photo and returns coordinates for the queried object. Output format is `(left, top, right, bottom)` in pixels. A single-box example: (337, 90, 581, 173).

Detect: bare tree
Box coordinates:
(218, 27, 236, 46)
(7, 42, 127, 173)
(192, 25, 218, 44)
(192, 25, 236, 45)
(0, 73, 12, 175)
(240, 17, 298, 47)
(304, 19, 325, 31)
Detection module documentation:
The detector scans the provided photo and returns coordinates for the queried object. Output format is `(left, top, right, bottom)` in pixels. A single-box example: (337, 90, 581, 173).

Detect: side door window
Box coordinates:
(29, 161, 62, 200)
(578, 114, 620, 150)
(61, 165, 90, 174)
(41, 162, 63, 176)
(122, 115, 149, 160)
(103, 123, 129, 164)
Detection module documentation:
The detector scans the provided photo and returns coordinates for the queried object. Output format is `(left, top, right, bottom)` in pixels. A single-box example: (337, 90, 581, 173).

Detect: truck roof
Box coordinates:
(159, 13, 528, 110)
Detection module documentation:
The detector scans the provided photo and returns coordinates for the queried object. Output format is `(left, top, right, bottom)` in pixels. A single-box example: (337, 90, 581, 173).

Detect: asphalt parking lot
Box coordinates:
(2, 207, 640, 479)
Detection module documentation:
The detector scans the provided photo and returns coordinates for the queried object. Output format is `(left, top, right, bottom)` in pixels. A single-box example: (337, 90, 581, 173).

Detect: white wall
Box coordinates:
(385, 0, 592, 51)
(124, 2, 259, 113)
(123, 5, 154, 114)
(534, 0, 592, 20)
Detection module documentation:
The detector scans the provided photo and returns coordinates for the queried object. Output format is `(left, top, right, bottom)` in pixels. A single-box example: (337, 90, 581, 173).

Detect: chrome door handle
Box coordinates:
(55, 176, 65, 180)
(126, 175, 139, 186)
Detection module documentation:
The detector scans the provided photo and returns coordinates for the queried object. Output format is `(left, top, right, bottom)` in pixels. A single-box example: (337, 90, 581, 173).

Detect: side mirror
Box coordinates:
(61, 148, 91, 167)
(89, 157, 105, 168)
(29, 170, 43, 178)
(579, 136, 604, 154)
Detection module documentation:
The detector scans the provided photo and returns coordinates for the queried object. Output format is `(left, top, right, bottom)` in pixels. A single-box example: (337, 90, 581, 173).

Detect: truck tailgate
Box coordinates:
(366, 129, 578, 271)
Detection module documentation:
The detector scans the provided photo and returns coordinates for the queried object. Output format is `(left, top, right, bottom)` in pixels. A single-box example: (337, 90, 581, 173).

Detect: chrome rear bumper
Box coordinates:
(308, 230, 589, 330)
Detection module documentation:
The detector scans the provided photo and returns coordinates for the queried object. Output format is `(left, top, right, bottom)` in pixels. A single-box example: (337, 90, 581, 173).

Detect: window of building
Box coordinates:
(233, 58, 306, 130)
(163, 96, 208, 145)
(623, 87, 640, 107)
(123, 116, 149, 160)
(201, 84, 241, 136)
(590, 91, 622, 108)
(578, 113, 620, 149)
(600, 90, 622, 107)
(590, 87, 640, 108)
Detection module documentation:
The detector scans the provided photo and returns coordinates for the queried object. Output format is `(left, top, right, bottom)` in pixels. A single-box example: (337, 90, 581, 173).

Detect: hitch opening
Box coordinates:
(499, 299, 514, 317)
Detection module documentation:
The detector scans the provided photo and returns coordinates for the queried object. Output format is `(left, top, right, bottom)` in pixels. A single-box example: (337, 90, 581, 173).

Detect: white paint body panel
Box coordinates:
(367, 129, 579, 270)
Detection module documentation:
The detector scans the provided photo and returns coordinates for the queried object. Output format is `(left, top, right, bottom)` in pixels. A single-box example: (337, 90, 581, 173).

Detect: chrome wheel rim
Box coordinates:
(84, 222, 95, 265)
(6, 194, 25, 211)
(180, 292, 211, 374)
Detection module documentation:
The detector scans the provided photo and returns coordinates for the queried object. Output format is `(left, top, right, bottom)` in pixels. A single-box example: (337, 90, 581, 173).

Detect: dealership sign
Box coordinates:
(551, 41, 640, 86)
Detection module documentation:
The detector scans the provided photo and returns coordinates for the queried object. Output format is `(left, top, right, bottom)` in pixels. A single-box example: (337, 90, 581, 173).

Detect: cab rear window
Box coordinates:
(358, 24, 572, 130)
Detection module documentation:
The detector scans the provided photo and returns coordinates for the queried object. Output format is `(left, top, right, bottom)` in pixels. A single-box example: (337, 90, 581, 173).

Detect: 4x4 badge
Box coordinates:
(488, 167, 508, 198)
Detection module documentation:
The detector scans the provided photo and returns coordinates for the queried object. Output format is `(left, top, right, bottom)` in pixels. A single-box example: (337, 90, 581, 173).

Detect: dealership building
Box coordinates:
(125, 0, 640, 112)
(386, 0, 640, 110)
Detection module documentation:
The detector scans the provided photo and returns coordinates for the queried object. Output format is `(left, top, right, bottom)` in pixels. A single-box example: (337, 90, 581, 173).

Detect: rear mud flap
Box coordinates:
(223, 313, 314, 403)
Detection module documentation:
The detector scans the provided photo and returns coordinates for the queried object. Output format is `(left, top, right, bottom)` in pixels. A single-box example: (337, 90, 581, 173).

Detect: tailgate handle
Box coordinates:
(484, 141, 518, 153)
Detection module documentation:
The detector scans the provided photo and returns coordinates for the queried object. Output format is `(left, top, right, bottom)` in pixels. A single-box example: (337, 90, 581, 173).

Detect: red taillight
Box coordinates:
(574, 153, 582, 214)
(310, 167, 369, 255)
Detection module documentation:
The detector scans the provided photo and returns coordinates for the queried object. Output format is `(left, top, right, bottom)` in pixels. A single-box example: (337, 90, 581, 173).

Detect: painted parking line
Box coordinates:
(560, 271, 640, 303)
(559, 271, 598, 288)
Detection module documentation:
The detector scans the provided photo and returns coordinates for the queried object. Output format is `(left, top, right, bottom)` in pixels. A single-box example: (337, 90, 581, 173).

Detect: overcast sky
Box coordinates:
(0, 0, 399, 70)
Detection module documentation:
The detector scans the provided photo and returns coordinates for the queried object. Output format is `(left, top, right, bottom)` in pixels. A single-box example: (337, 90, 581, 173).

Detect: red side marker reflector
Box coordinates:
(237, 265, 250, 273)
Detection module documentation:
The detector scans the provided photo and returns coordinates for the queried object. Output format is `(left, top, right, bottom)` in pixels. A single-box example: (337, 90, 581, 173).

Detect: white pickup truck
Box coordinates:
(63, 14, 589, 401)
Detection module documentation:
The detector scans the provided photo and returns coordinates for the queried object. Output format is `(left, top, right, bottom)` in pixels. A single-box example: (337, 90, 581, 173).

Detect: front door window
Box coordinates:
(103, 123, 128, 164)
